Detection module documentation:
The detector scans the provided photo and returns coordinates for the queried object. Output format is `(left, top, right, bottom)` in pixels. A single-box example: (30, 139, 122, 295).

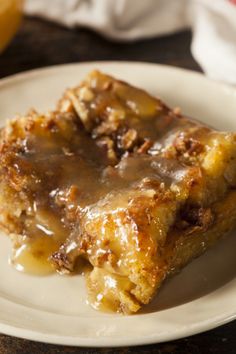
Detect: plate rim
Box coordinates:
(0, 60, 235, 93)
(0, 312, 235, 347)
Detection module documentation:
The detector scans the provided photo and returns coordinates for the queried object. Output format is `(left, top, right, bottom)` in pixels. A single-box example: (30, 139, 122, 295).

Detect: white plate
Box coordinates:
(0, 62, 236, 347)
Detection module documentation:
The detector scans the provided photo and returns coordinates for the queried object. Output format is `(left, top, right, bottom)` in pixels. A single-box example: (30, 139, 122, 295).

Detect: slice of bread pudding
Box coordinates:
(0, 71, 236, 313)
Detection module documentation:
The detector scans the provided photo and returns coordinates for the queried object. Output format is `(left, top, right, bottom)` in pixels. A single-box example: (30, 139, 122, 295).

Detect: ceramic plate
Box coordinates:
(0, 62, 236, 347)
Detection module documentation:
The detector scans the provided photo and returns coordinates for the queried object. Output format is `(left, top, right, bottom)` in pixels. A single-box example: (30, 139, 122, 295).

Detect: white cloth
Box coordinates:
(25, 0, 236, 84)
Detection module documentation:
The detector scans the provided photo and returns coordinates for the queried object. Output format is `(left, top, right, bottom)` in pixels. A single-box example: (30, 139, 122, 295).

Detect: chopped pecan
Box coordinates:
(174, 135, 204, 157)
(118, 128, 138, 151)
(96, 137, 117, 164)
(137, 139, 153, 154)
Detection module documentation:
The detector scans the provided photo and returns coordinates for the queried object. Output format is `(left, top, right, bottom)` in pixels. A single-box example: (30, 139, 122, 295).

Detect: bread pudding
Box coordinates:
(0, 70, 236, 313)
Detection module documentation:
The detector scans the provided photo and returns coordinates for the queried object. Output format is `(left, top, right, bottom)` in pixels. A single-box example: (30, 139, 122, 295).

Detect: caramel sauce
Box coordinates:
(9, 122, 109, 275)
(4, 73, 207, 315)
(11, 208, 70, 275)
(9, 115, 191, 276)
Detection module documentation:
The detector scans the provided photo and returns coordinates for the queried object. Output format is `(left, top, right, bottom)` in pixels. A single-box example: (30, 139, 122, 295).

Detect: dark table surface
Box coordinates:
(0, 17, 235, 354)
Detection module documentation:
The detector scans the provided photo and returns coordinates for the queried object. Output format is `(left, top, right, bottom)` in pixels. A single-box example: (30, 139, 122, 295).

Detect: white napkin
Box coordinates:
(25, 0, 236, 84)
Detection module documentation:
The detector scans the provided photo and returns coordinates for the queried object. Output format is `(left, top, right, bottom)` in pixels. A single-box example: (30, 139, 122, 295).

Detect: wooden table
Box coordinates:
(0, 18, 235, 354)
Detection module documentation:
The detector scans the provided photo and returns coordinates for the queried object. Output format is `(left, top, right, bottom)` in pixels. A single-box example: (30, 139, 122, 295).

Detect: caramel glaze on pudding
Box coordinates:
(1, 71, 236, 313)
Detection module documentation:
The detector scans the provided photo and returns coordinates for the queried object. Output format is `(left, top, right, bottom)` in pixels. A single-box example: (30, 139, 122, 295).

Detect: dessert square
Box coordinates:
(1, 71, 236, 313)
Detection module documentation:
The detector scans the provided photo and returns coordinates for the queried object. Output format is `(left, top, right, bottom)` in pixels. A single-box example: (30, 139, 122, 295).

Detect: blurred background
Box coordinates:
(0, 0, 236, 84)
(0, 0, 197, 78)
(1, 0, 236, 83)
